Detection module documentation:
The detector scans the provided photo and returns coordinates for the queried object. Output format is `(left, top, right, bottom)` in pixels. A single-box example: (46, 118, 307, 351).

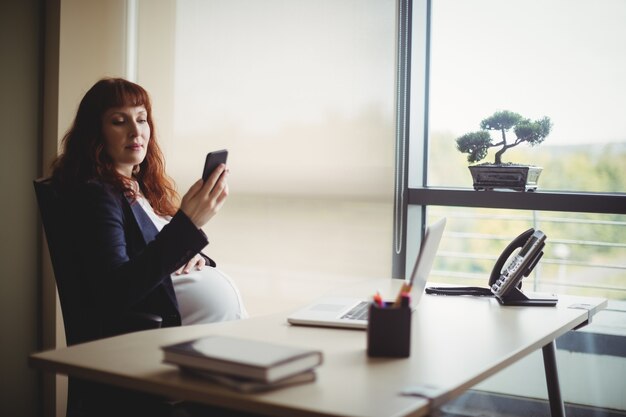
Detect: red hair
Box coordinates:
(51, 78, 179, 216)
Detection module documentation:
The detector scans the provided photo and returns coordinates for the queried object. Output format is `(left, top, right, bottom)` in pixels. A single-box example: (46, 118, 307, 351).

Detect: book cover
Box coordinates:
(162, 335, 323, 383)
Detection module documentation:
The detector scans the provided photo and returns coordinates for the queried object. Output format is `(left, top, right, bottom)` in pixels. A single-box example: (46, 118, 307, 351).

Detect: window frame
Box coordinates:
(392, 0, 626, 279)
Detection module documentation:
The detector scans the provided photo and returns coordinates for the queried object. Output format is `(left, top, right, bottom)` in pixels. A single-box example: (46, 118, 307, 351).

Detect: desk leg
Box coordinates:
(542, 341, 566, 417)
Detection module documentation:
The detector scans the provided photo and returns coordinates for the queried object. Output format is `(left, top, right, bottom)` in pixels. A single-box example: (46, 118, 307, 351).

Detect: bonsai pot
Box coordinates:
(469, 164, 543, 192)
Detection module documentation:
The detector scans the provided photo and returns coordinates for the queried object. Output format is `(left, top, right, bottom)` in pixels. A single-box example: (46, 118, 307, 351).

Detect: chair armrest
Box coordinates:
(79, 312, 164, 344)
(120, 312, 163, 332)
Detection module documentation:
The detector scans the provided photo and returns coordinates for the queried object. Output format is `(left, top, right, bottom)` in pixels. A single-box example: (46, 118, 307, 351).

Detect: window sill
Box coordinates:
(409, 187, 626, 215)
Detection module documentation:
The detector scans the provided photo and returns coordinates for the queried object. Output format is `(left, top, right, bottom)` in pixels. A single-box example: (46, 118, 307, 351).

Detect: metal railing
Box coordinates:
(428, 210, 626, 300)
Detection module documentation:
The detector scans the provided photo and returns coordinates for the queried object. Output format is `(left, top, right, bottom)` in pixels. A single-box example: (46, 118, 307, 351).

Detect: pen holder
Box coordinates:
(366, 303, 411, 358)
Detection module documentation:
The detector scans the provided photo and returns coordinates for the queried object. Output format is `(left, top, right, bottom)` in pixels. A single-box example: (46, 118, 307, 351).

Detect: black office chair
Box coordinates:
(34, 177, 164, 343)
(34, 177, 168, 417)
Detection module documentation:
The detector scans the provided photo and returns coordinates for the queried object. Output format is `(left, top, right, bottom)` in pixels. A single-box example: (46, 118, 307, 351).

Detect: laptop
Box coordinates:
(287, 217, 447, 329)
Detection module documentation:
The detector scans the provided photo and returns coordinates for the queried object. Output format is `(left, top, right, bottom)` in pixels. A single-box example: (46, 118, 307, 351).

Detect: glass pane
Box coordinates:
(146, 0, 396, 314)
(426, 207, 626, 301)
(427, 0, 626, 192)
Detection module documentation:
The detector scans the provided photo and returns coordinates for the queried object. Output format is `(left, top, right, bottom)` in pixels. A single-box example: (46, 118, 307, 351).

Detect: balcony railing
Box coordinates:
(427, 209, 626, 301)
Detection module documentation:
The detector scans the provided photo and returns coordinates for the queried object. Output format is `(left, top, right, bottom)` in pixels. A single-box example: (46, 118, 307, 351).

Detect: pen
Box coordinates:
(373, 291, 384, 308)
(393, 282, 412, 307)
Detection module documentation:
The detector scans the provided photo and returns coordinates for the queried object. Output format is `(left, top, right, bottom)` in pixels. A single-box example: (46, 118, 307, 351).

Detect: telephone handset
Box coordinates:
(425, 228, 557, 306)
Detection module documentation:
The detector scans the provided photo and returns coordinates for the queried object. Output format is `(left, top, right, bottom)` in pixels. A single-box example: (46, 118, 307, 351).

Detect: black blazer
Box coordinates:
(67, 180, 214, 340)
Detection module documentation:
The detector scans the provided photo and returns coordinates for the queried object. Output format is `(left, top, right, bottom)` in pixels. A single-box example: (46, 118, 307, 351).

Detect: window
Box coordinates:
(397, 0, 626, 302)
(428, 0, 626, 193)
(137, 0, 398, 313)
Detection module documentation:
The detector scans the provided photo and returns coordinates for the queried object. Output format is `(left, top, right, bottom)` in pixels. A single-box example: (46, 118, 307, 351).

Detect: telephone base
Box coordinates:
(497, 288, 558, 307)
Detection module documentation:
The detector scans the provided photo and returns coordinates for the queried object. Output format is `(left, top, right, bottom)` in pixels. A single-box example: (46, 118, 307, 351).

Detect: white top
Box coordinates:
(135, 192, 170, 232)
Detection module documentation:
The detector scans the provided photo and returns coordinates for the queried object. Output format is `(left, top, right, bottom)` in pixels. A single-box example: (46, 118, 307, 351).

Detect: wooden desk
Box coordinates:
(30, 278, 606, 417)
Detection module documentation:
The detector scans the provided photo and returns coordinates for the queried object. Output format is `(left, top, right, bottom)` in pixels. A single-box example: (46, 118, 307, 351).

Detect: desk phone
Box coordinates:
(490, 229, 545, 298)
(426, 228, 557, 306)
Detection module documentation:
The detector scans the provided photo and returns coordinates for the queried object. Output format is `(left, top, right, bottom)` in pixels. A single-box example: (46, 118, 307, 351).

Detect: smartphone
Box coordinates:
(202, 149, 228, 182)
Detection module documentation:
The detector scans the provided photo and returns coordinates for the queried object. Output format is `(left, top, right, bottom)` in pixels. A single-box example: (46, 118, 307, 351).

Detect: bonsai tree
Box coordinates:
(456, 110, 552, 165)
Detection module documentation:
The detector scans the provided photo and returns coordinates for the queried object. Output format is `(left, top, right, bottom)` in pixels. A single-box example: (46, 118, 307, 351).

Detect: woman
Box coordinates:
(51, 77, 247, 341)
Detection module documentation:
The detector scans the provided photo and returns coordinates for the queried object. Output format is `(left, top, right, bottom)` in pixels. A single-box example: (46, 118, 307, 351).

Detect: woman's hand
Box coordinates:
(180, 164, 229, 228)
(175, 253, 206, 275)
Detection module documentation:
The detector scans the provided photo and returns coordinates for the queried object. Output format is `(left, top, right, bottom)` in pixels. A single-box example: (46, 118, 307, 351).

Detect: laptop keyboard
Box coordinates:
(340, 301, 370, 320)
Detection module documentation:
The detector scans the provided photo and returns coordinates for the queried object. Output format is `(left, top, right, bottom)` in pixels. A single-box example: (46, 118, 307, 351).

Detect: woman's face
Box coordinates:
(101, 105, 150, 177)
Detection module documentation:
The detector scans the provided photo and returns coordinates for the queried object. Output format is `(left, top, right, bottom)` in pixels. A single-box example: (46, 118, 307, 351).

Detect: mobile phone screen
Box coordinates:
(202, 149, 228, 182)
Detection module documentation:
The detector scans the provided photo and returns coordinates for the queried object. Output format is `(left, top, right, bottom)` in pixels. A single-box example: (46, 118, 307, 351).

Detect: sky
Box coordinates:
(428, 0, 626, 145)
(171, 0, 626, 147)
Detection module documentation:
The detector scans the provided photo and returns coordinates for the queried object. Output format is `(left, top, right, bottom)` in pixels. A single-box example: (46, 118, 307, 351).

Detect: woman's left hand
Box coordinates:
(175, 254, 206, 275)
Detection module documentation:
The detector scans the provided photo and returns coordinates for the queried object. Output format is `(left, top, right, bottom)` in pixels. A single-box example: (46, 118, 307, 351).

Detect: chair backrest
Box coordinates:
(34, 178, 94, 345)
(35, 178, 163, 347)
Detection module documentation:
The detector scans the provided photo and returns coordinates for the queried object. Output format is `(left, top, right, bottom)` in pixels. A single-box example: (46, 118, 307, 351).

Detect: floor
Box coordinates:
(439, 391, 626, 417)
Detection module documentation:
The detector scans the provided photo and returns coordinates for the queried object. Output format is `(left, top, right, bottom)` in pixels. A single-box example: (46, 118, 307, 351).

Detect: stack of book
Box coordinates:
(161, 335, 323, 393)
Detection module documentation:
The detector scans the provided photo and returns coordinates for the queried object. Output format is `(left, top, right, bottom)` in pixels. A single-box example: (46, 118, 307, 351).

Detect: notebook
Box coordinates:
(287, 217, 447, 329)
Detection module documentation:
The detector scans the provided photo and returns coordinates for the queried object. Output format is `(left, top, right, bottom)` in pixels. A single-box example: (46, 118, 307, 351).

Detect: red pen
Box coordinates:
(373, 291, 384, 308)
